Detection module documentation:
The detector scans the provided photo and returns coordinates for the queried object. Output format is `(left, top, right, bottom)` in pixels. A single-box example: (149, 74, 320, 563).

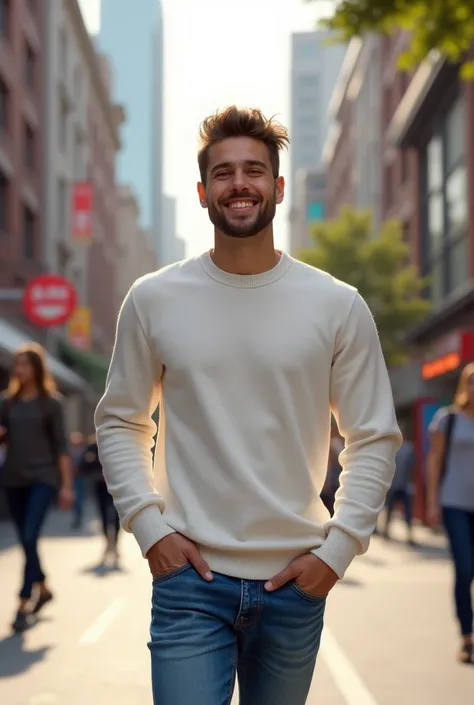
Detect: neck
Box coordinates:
(212, 228, 279, 275)
(463, 403, 474, 416)
(19, 384, 39, 399)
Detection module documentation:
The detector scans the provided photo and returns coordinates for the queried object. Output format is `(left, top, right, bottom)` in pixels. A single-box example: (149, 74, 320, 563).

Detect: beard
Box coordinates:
(207, 193, 277, 239)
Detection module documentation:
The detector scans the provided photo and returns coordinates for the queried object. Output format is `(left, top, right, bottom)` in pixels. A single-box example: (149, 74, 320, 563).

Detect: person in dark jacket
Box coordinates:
(80, 433, 120, 563)
(0, 343, 73, 632)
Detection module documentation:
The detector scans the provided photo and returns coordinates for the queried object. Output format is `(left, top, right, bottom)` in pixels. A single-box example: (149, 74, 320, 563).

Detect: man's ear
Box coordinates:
(275, 176, 285, 205)
(197, 182, 208, 209)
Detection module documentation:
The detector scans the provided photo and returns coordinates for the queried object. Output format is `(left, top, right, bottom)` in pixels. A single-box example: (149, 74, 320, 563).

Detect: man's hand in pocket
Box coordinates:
(147, 533, 214, 582)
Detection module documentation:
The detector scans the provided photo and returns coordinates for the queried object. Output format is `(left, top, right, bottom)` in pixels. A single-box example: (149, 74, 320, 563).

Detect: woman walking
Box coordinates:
(428, 362, 474, 664)
(0, 343, 73, 632)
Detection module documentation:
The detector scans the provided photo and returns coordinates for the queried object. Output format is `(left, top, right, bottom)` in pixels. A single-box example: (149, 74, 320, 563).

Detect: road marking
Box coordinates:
(320, 627, 378, 705)
(29, 695, 57, 704)
(79, 597, 126, 645)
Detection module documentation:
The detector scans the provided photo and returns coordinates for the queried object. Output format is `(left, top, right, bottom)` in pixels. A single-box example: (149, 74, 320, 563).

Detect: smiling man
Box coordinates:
(95, 106, 401, 705)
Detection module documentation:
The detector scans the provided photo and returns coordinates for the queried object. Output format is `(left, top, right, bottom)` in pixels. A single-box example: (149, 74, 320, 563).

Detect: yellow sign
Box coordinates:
(67, 307, 91, 350)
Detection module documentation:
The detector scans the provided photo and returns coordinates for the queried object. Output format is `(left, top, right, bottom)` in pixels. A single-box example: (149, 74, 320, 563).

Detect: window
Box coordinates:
(421, 96, 468, 304)
(23, 206, 35, 259)
(24, 123, 35, 169)
(0, 172, 8, 231)
(0, 78, 9, 130)
(25, 43, 35, 89)
(0, 0, 10, 39)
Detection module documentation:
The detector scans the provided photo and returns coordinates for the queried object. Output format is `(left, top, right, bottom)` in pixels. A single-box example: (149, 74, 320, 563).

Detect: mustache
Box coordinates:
(219, 193, 262, 206)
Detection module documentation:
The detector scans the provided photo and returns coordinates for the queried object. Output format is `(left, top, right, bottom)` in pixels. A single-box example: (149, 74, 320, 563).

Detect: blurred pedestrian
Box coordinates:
(79, 433, 120, 564)
(382, 425, 416, 545)
(95, 106, 401, 705)
(70, 431, 86, 530)
(0, 343, 73, 633)
(427, 362, 474, 664)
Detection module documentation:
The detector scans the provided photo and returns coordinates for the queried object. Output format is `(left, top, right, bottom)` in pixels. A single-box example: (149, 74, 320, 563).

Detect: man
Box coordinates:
(95, 106, 401, 705)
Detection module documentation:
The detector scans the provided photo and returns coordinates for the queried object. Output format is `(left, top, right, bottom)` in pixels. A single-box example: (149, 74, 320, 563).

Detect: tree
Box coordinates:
(309, 0, 474, 79)
(298, 207, 430, 367)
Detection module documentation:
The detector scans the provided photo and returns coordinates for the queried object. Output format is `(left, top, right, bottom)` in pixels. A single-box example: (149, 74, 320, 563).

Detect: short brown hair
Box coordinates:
(198, 106, 290, 184)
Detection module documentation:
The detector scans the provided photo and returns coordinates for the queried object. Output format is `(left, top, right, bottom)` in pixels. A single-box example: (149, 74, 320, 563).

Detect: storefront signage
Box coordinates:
(23, 274, 77, 328)
(421, 329, 474, 380)
(71, 181, 93, 243)
(67, 307, 91, 349)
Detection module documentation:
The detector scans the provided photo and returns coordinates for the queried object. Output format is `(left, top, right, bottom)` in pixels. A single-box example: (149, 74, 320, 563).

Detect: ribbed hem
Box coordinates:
(131, 505, 176, 557)
(311, 527, 360, 579)
(199, 250, 293, 288)
(199, 546, 310, 580)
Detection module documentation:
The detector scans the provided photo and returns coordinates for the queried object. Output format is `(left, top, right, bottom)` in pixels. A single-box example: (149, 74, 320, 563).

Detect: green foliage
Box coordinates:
(298, 207, 431, 367)
(309, 0, 474, 77)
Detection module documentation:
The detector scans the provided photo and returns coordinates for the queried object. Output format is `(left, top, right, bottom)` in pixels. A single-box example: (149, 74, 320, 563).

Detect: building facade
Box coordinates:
(289, 31, 346, 255)
(323, 36, 385, 232)
(116, 185, 158, 305)
(85, 52, 123, 358)
(0, 0, 44, 331)
(289, 169, 326, 255)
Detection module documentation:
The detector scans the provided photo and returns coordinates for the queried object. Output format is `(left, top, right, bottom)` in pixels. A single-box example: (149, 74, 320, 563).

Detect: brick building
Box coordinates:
(0, 0, 44, 329)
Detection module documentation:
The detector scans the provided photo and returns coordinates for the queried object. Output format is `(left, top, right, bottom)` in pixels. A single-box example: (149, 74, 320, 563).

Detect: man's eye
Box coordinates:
(215, 171, 231, 178)
(248, 169, 262, 176)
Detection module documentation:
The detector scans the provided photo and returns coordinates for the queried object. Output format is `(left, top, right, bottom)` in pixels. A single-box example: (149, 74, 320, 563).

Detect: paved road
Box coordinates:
(0, 505, 472, 704)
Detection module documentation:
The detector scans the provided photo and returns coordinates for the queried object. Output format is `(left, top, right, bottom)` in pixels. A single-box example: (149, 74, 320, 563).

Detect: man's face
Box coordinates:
(197, 137, 285, 239)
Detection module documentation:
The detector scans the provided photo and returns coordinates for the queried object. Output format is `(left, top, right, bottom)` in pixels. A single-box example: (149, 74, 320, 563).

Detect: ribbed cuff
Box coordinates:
(131, 505, 176, 557)
(312, 527, 360, 579)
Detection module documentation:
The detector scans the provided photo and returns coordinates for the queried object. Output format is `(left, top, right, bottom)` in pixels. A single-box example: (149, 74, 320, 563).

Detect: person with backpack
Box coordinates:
(0, 343, 73, 633)
(427, 362, 474, 664)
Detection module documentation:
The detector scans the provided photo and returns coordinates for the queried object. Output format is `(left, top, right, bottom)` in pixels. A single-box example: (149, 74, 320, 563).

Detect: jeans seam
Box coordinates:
(152, 563, 191, 584)
(225, 641, 238, 705)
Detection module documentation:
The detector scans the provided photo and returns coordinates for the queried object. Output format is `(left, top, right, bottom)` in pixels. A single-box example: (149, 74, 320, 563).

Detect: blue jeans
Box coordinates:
(443, 507, 474, 636)
(5, 482, 56, 599)
(149, 565, 326, 705)
(73, 475, 86, 525)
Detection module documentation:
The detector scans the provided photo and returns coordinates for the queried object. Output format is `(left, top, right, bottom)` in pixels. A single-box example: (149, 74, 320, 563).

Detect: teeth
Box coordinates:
(229, 201, 255, 209)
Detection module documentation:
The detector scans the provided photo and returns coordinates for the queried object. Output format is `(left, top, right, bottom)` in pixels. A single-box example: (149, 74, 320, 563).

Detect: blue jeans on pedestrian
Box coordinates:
(149, 565, 326, 705)
(443, 507, 474, 636)
(5, 482, 56, 600)
(73, 475, 86, 526)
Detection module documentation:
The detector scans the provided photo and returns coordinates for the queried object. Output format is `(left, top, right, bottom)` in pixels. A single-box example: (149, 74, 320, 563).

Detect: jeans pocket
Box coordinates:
(290, 580, 328, 603)
(152, 563, 192, 585)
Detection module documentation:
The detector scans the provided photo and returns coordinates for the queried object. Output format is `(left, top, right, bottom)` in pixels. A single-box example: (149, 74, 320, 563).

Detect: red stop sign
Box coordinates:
(23, 274, 77, 328)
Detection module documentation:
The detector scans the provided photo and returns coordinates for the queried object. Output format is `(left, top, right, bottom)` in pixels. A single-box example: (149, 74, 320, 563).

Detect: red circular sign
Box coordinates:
(23, 274, 77, 327)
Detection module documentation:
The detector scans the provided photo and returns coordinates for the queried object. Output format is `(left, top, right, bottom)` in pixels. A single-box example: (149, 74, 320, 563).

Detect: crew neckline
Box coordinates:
(199, 250, 294, 288)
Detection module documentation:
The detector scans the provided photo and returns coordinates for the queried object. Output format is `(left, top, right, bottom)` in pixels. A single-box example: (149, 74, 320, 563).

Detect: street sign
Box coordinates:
(23, 274, 77, 328)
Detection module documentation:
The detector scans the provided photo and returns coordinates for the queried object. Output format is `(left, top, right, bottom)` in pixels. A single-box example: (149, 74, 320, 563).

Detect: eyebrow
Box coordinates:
(210, 160, 268, 175)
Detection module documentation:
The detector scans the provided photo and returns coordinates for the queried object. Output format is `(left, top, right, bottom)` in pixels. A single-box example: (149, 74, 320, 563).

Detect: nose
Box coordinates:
(231, 168, 248, 191)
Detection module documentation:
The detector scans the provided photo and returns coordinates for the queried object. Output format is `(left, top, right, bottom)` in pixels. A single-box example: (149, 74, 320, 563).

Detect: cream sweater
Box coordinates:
(95, 251, 401, 579)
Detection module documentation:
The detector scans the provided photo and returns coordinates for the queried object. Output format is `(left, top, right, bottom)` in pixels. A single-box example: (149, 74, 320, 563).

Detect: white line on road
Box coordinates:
(320, 627, 379, 705)
(79, 597, 126, 645)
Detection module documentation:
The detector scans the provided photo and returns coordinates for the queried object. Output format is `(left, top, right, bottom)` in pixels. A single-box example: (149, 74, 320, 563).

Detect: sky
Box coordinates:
(78, 0, 333, 256)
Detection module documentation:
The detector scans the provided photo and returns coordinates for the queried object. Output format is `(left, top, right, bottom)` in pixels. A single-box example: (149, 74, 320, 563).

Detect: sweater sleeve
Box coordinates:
(312, 292, 402, 578)
(95, 285, 176, 557)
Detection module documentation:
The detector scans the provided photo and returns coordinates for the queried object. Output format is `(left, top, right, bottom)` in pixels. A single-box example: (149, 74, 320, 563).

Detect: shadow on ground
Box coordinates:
(0, 632, 52, 678)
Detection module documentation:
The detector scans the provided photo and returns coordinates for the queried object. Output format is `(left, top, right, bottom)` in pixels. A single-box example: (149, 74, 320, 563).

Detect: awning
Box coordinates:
(58, 339, 110, 395)
(0, 317, 87, 393)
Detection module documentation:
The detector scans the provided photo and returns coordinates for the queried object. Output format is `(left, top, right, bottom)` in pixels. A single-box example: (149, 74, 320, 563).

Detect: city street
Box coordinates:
(0, 505, 473, 705)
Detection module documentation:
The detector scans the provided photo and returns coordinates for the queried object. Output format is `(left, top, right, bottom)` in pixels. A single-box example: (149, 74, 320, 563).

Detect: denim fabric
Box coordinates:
(443, 507, 474, 636)
(6, 482, 55, 599)
(149, 565, 326, 705)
